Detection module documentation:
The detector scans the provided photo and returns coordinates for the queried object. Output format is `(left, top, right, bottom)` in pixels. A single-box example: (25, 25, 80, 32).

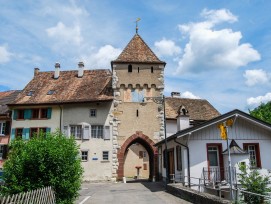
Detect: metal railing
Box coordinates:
(169, 175, 271, 203)
(202, 167, 237, 186)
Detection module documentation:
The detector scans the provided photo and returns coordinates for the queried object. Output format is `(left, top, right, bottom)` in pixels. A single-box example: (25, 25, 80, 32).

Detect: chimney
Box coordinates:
(34, 68, 39, 76)
(54, 62, 60, 79)
(177, 106, 190, 131)
(171, 92, 180, 98)
(78, 61, 84, 78)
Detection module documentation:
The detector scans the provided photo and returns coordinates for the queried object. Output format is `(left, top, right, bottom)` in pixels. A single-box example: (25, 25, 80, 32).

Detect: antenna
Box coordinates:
(135, 18, 141, 34)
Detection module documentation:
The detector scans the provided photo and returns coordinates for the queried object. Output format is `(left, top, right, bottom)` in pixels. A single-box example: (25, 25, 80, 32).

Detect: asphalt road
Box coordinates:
(75, 180, 192, 204)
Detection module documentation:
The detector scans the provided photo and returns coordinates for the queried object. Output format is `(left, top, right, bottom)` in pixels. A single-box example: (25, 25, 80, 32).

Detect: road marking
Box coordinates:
(79, 196, 91, 204)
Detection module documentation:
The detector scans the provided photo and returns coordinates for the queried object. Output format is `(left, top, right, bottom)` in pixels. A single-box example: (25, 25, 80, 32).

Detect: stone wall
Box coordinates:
(167, 184, 231, 204)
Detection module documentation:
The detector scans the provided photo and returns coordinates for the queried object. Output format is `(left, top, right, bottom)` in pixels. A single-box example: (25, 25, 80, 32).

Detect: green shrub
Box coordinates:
(238, 164, 271, 204)
(1, 131, 83, 204)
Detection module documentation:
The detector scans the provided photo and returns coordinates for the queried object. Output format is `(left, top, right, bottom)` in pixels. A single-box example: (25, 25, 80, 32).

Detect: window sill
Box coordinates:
(81, 160, 88, 162)
(30, 118, 48, 120)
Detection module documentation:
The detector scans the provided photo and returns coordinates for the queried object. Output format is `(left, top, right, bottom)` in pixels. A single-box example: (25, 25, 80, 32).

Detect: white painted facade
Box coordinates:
(158, 111, 271, 189)
(62, 102, 114, 181)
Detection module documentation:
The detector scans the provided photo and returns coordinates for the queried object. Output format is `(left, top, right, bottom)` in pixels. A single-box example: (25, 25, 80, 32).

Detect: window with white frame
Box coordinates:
(81, 151, 88, 161)
(103, 151, 109, 160)
(90, 109, 96, 117)
(243, 143, 261, 168)
(70, 125, 82, 139)
(91, 125, 103, 139)
(0, 122, 6, 135)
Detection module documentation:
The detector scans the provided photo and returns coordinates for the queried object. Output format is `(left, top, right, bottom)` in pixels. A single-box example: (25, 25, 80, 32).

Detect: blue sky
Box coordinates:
(0, 0, 271, 114)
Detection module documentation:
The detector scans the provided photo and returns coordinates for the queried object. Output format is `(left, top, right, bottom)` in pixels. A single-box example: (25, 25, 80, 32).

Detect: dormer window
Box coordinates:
(128, 64, 132, 72)
(27, 91, 34, 96)
(47, 90, 55, 95)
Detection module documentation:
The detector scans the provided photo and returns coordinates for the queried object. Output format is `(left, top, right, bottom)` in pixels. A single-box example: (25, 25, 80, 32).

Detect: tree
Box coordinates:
(238, 164, 271, 204)
(249, 102, 271, 124)
(1, 131, 83, 204)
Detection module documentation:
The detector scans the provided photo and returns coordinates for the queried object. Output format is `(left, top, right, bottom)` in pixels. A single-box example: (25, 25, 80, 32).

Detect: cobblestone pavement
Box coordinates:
(76, 180, 192, 204)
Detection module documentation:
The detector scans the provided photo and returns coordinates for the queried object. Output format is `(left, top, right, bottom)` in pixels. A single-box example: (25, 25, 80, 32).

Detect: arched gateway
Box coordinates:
(110, 32, 166, 181)
(117, 131, 157, 180)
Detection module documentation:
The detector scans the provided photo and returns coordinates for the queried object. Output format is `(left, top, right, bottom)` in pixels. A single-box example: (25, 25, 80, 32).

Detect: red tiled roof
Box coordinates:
(11, 69, 113, 105)
(112, 34, 165, 64)
(165, 97, 220, 121)
(0, 90, 21, 114)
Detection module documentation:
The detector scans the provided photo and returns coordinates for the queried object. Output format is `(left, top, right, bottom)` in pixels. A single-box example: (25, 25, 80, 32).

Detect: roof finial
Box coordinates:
(135, 18, 141, 34)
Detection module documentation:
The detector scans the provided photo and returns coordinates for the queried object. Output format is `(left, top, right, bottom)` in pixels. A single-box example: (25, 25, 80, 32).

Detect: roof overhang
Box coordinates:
(176, 109, 271, 139)
(7, 98, 113, 107)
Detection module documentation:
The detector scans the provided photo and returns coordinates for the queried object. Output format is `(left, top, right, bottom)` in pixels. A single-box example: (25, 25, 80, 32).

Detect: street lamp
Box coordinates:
(143, 96, 168, 187)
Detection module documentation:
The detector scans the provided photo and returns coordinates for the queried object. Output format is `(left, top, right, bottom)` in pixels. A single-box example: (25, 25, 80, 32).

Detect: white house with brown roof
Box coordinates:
(8, 63, 114, 181)
(155, 109, 271, 198)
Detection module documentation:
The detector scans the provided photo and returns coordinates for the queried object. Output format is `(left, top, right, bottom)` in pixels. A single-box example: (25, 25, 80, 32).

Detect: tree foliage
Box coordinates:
(249, 102, 271, 124)
(238, 164, 271, 204)
(1, 131, 83, 204)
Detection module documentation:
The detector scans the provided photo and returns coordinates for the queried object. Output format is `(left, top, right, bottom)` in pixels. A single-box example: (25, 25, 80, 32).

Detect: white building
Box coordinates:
(156, 109, 271, 198)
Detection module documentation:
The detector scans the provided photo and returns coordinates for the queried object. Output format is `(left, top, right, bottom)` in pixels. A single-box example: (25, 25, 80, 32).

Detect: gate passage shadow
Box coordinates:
(127, 179, 166, 192)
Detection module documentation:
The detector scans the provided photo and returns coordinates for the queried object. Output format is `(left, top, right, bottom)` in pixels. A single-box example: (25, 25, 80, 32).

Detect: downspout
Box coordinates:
(59, 105, 63, 132)
(174, 134, 191, 187)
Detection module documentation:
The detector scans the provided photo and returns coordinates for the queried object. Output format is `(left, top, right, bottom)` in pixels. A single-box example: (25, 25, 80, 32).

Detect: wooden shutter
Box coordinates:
(23, 128, 30, 140)
(83, 125, 90, 140)
(5, 121, 10, 135)
(13, 110, 18, 120)
(46, 128, 51, 134)
(11, 128, 15, 140)
(47, 108, 52, 119)
(24, 109, 32, 119)
(2, 145, 8, 159)
(104, 126, 110, 140)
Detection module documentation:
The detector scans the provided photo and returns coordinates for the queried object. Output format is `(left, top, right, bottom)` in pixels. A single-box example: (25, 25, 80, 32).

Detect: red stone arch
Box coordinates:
(117, 131, 157, 181)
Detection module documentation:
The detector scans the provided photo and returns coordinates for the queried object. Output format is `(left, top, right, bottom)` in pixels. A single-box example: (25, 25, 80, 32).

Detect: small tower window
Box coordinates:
(138, 67, 140, 73)
(151, 66, 154, 73)
(128, 64, 132, 72)
(136, 109, 139, 117)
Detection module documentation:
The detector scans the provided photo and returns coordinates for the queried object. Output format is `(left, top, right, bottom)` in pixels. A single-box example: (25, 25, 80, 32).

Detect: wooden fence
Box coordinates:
(0, 186, 55, 204)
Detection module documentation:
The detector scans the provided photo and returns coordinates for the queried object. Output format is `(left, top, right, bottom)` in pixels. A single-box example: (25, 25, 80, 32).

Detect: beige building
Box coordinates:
(111, 33, 166, 180)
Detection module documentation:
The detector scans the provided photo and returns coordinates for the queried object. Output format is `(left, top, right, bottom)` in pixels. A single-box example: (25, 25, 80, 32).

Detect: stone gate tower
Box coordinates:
(111, 33, 166, 180)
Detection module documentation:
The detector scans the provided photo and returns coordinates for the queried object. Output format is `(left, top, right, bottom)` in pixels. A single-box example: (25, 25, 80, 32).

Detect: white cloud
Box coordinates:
(176, 9, 260, 74)
(83, 45, 122, 68)
(181, 91, 201, 99)
(244, 69, 270, 86)
(154, 38, 181, 57)
(46, 22, 83, 46)
(201, 8, 238, 24)
(0, 45, 12, 63)
(247, 92, 271, 106)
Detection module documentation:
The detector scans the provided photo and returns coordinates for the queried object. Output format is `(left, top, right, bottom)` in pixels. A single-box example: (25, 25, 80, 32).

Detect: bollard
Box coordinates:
(123, 177, 126, 183)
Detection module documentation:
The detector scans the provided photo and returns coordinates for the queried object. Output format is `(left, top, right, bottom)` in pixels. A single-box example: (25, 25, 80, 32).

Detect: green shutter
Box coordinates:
(22, 128, 30, 140)
(13, 110, 18, 120)
(24, 109, 32, 119)
(46, 128, 51, 133)
(11, 129, 15, 140)
(47, 108, 52, 119)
